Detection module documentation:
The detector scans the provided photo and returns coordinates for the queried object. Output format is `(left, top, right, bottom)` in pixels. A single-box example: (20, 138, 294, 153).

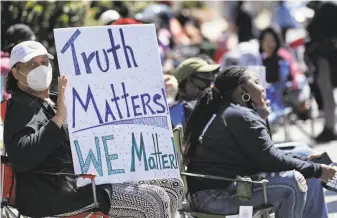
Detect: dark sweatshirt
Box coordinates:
(187, 103, 322, 194)
(3, 88, 110, 217)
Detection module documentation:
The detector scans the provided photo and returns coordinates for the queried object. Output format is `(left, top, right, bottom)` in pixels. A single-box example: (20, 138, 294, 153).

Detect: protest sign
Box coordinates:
(54, 24, 179, 187)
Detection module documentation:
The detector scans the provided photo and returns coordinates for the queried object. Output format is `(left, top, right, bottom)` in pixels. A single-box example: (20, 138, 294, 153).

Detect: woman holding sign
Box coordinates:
(184, 66, 335, 218)
(3, 41, 183, 218)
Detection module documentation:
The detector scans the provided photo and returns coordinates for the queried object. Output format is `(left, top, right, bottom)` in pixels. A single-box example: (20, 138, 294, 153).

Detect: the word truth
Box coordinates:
(60, 28, 138, 76)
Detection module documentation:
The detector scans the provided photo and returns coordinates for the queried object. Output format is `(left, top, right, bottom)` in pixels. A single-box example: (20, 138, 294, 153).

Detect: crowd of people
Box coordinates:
(1, 1, 337, 218)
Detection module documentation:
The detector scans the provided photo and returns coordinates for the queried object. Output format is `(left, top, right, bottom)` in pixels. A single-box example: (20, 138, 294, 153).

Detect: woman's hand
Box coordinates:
(320, 164, 337, 182)
(307, 152, 325, 161)
(52, 76, 68, 128)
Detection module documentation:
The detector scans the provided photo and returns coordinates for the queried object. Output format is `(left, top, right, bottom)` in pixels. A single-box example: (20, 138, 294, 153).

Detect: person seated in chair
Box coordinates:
(3, 41, 184, 218)
(184, 66, 335, 218)
(173, 57, 220, 126)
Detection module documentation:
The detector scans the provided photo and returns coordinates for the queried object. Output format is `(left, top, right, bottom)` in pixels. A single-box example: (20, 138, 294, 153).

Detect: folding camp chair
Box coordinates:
(0, 100, 108, 218)
(0, 153, 108, 218)
(172, 125, 275, 218)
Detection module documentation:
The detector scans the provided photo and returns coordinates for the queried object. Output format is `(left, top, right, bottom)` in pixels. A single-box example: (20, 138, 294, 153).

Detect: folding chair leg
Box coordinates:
(4, 210, 11, 218)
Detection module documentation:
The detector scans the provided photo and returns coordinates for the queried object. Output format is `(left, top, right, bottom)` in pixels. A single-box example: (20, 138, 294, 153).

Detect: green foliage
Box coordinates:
(1, 1, 88, 77)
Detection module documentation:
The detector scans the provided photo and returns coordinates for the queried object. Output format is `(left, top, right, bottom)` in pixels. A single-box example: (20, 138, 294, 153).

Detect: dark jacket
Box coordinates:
(307, 1, 337, 44)
(3, 88, 110, 217)
(187, 103, 322, 195)
(306, 1, 337, 86)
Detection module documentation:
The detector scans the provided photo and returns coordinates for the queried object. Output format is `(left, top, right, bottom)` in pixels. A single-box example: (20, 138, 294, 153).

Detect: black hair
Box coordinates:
(5, 62, 23, 94)
(183, 66, 250, 163)
(259, 27, 284, 83)
(6, 70, 18, 94)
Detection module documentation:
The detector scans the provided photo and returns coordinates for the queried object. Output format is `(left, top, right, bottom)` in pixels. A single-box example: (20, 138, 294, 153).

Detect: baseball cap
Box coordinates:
(100, 10, 120, 25)
(10, 41, 54, 69)
(174, 57, 220, 83)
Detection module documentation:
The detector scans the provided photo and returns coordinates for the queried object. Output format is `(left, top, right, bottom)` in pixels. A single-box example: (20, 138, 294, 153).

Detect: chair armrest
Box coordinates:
(181, 172, 269, 205)
(35, 172, 96, 179)
(181, 172, 268, 185)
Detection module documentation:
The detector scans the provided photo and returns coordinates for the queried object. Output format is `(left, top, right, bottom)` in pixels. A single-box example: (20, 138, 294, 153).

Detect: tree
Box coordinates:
(1, 1, 88, 80)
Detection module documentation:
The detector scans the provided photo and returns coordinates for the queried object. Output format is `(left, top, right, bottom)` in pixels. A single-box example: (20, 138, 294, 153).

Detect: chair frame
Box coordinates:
(1, 149, 107, 218)
(270, 77, 316, 142)
(173, 125, 275, 218)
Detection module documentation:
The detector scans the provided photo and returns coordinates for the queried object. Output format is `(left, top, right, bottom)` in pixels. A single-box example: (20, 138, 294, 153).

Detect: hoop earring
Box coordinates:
(241, 93, 251, 102)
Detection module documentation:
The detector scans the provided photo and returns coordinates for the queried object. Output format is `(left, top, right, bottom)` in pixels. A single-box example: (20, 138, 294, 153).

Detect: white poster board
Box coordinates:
(54, 24, 179, 187)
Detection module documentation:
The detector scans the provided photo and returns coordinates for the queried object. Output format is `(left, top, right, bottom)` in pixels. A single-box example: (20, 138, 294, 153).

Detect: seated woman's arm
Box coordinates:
(226, 109, 322, 178)
(5, 104, 65, 172)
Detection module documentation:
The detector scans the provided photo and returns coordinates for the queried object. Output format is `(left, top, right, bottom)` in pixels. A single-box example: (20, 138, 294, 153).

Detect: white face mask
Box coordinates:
(19, 64, 53, 91)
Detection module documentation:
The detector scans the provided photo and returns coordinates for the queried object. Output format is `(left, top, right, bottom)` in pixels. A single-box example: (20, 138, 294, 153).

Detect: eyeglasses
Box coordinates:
(16, 57, 50, 72)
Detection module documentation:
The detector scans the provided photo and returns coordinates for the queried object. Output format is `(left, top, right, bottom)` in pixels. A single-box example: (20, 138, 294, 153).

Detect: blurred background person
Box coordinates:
(233, 1, 256, 44)
(174, 57, 219, 125)
(99, 10, 120, 25)
(272, 1, 301, 42)
(306, 1, 337, 142)
(1, 24, 36, 101)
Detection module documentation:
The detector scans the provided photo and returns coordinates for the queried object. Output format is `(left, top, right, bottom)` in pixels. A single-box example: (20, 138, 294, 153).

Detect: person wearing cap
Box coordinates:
(3, 41, 183, 217)
(174, 57, 220, 125)
(100, 10, 121, 25)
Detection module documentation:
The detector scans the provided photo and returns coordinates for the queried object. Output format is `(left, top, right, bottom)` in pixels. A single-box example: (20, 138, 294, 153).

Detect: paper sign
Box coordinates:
(239, 206, 253, 218)
(54, 24, 179, 187)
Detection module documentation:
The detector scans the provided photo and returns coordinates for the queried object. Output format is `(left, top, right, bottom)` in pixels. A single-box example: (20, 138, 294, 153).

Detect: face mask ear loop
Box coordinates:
(15, 68, 30, 88)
